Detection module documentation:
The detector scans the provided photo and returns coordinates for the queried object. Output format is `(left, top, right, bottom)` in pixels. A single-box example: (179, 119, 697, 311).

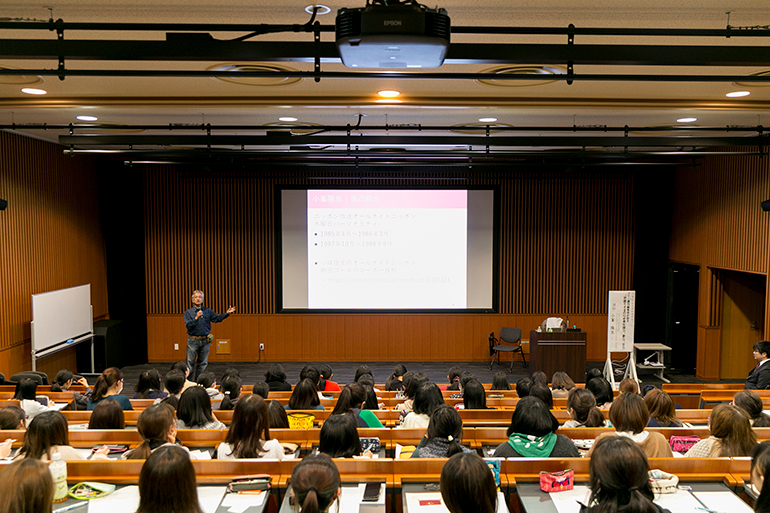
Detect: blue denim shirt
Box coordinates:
(184, 306, 229, 337)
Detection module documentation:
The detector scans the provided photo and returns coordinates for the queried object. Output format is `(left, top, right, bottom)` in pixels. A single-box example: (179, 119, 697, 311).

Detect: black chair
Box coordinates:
(8, 371, 49, 385)
(489, 328, 526, 372)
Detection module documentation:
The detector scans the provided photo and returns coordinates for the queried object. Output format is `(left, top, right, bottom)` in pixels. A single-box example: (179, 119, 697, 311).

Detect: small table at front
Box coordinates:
(632, 343, 672, 383)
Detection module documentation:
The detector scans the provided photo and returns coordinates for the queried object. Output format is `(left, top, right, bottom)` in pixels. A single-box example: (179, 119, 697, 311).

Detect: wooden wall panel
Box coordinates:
(0, 131, 108, 377)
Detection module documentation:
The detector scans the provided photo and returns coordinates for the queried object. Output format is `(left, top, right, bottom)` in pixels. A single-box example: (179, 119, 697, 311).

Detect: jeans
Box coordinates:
(186, 337, 210, 381)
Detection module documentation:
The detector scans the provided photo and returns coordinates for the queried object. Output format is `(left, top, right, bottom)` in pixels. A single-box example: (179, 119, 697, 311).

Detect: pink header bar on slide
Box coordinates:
(308, 190, 467, 209)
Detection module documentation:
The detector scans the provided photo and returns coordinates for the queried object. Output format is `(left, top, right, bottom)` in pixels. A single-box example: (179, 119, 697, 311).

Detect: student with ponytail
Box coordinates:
(412, 405, 474, 458)
(385, 364, 407, 391)
(290, 453, 341, 513)
(87, 367, 132, 410)
(582, 436, 671, 513)
(564, 388, 606, 428)
(125, 403, 186, 460)
(218, 374, 242, 410)
(751, 440, 770, 513)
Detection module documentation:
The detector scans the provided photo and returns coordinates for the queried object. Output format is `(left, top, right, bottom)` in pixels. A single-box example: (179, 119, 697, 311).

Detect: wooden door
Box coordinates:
(720, 271, 766, 379)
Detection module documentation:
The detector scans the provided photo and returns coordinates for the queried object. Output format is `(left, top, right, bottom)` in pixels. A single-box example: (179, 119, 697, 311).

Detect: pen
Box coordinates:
(695, 507, 721, 513)
(52, 502, 88, 513)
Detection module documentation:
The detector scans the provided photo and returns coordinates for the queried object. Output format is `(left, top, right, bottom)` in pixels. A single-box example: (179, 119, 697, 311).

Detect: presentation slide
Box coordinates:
(279, 187, 496, 312)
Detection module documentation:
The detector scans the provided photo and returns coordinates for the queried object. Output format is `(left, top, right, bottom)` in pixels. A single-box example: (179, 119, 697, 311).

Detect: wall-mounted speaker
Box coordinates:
(762, 199, 770, 212)
(0, 199, 6, 210)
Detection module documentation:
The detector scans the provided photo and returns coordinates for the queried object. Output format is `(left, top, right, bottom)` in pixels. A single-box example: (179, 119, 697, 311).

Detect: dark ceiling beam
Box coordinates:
(58, 134, 768, 147)
(2, 39, 770, 67)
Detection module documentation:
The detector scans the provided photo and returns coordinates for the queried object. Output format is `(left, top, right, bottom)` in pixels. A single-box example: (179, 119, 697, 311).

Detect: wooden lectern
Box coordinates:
(529, 330, 587, 380)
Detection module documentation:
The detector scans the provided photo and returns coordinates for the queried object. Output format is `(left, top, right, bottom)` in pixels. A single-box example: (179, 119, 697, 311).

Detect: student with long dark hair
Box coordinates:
(445, 366, 463, 391)
(290, 453, 341, 513)
(490, 371, 511, 391)
(492, 396, 579, 458)
(133, 369, 168, 400)
(318, 414, 364, 458)
(462, 380, 488, 410)
(265, 364, 292, 391)
(14, 378, 55, 421)
(125, 404, 185, 460)
(0, 458, 54, 513)
(218, 374, 243, 410)
(564, 388, 605, 428)
(177, 386, 226, 429)
(440, 453, 497, 513)
(218, 394, 284, 459)
(88, 367, 133, 410)
(330, 383, 383, 428)
(751, 440, 770, 513)
(51, 369, 92, 408)
(586, 377, 614, 409)
(412, 405, 474, 458)
(582, 436, 671, 513)
(88, 398, 126, 429)
(16, 411, 108, 461)
(385, 364, 408, 391)
(137, 445, 203, 513)
(400, 382, 444, 429)
(285, 378, 325, 411)
(267, 399, 290, 428)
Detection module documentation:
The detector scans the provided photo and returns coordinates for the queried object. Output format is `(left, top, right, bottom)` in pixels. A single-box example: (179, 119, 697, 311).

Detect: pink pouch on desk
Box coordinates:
(540, 469, 574, 492)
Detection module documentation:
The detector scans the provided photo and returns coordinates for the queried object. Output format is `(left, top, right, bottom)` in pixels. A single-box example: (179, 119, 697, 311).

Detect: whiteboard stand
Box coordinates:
(622, 351, 639, 384)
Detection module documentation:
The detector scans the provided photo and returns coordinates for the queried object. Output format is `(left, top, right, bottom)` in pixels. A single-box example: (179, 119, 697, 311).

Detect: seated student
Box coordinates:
(385, 364, 408, 392)
(15, 411, 108, 461)
(137, 445, 201, 513)
(531, 371, 548, 387)
(618, 378, 639, 395)
(252, 381, 269, 399)
(125, 403, 189, 460)
(177, 386, 226, 430)
(440, 453, 497, 513)
(0, 458, 54, 513)
(529, 383, 554, 409)
(582, 436, 672, 513)
(330, 383, 384, 428)
(586, 377, 614, 409)
(134, 369, 168, 400)
(165, 361, 196, 393)
(354, 365, 373, 383)
(400, 382, 445, 429)
(300, 365, 326, 399)
(491, 371, 512, 391)
(444, 366, 463, 391)
(396, 372, 429, 423)
(155, 370, 185, 404)
(493, 396, 579, 458)
(290, 453, 341, 513)
(734, 390, 770, 427)
(516, 377, 532, 398)
(564, 388, 606, 428)
(357, 376, 384, 410)
(551, 371, 576, 399)
(587, 392, 673, 459)
(87, 367, 133, 411)
(51, 369, 92, 409)
(88, 398, 126, 429)
(217, 394, 284, 460)
(684, 403, 757, 457)
(462, 379, 488, 410)
(643, 389, 683, 427)
(320, 364, 341, 392)
(0, 405, 26, 430)
(218, 374, 243, 410)
(449, 372, 477, 399)
(586, 368, 603, 383)
(412, 405, 474, 458)
(267, 399, 290, 429)
(14, 378, 55, 421)
(264, 363, 292, 392)
(318, 414, 370, 458)
(285, 378, 325, 411)
(751, 440, 770, 513)
(196, 371, 223, 401)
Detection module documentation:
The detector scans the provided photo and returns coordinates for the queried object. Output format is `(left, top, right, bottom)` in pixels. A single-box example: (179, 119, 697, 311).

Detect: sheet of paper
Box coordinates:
(549, 485, 591, 513)
(87, 485, 140, 513)
(405, 492, 449, 513)
(652, 490, 706, 512)
(189, 449, 212, 460)
(197, 486, 226, 513)
(693, 491, 754, 513)
(221, 490, 265, 512)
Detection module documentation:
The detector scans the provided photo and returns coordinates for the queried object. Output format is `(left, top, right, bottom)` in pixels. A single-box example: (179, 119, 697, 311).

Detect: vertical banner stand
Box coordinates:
(606, 290, 637, 390)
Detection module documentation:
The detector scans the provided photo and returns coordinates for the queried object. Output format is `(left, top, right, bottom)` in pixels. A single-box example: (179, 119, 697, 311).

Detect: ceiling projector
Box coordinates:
(335, 2, 450, 69)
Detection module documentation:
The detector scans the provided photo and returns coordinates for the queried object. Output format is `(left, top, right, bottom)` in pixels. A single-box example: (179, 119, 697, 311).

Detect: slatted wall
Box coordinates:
(0, 131, 108, 376)
(143, 169, 635, 361)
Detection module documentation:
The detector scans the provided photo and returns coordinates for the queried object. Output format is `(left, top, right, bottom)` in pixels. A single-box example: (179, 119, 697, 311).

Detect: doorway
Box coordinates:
(719, 270, 766, 379)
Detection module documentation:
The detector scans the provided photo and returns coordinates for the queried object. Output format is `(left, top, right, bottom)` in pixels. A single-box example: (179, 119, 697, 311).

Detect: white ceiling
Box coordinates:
(1, 0, 769, 152)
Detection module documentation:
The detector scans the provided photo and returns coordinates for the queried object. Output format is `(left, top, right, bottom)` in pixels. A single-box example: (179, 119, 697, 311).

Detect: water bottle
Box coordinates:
(50, 452, 68, 503)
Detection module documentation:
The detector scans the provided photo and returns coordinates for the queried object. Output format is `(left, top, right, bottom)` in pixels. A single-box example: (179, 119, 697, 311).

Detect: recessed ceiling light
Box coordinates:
(278, 116, 298, 122)
(304, 4, 331, 15)
(479, 117, 498, 123)
(21, 88, 46, 95)
(676, 117, 697, 123)
(726, 91, 750, 98)
(76, 115, 98, 121)
(375, 99, 402, 104)
(377, 90, 400, 98)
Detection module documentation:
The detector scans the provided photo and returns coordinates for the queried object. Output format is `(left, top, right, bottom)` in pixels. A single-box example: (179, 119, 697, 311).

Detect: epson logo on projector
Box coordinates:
(384, 20, 402, 26)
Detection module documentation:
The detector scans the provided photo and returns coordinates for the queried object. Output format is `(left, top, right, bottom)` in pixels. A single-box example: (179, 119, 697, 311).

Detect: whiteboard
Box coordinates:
(32, 284, 93, 354)
(607, 290, 635, 352)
